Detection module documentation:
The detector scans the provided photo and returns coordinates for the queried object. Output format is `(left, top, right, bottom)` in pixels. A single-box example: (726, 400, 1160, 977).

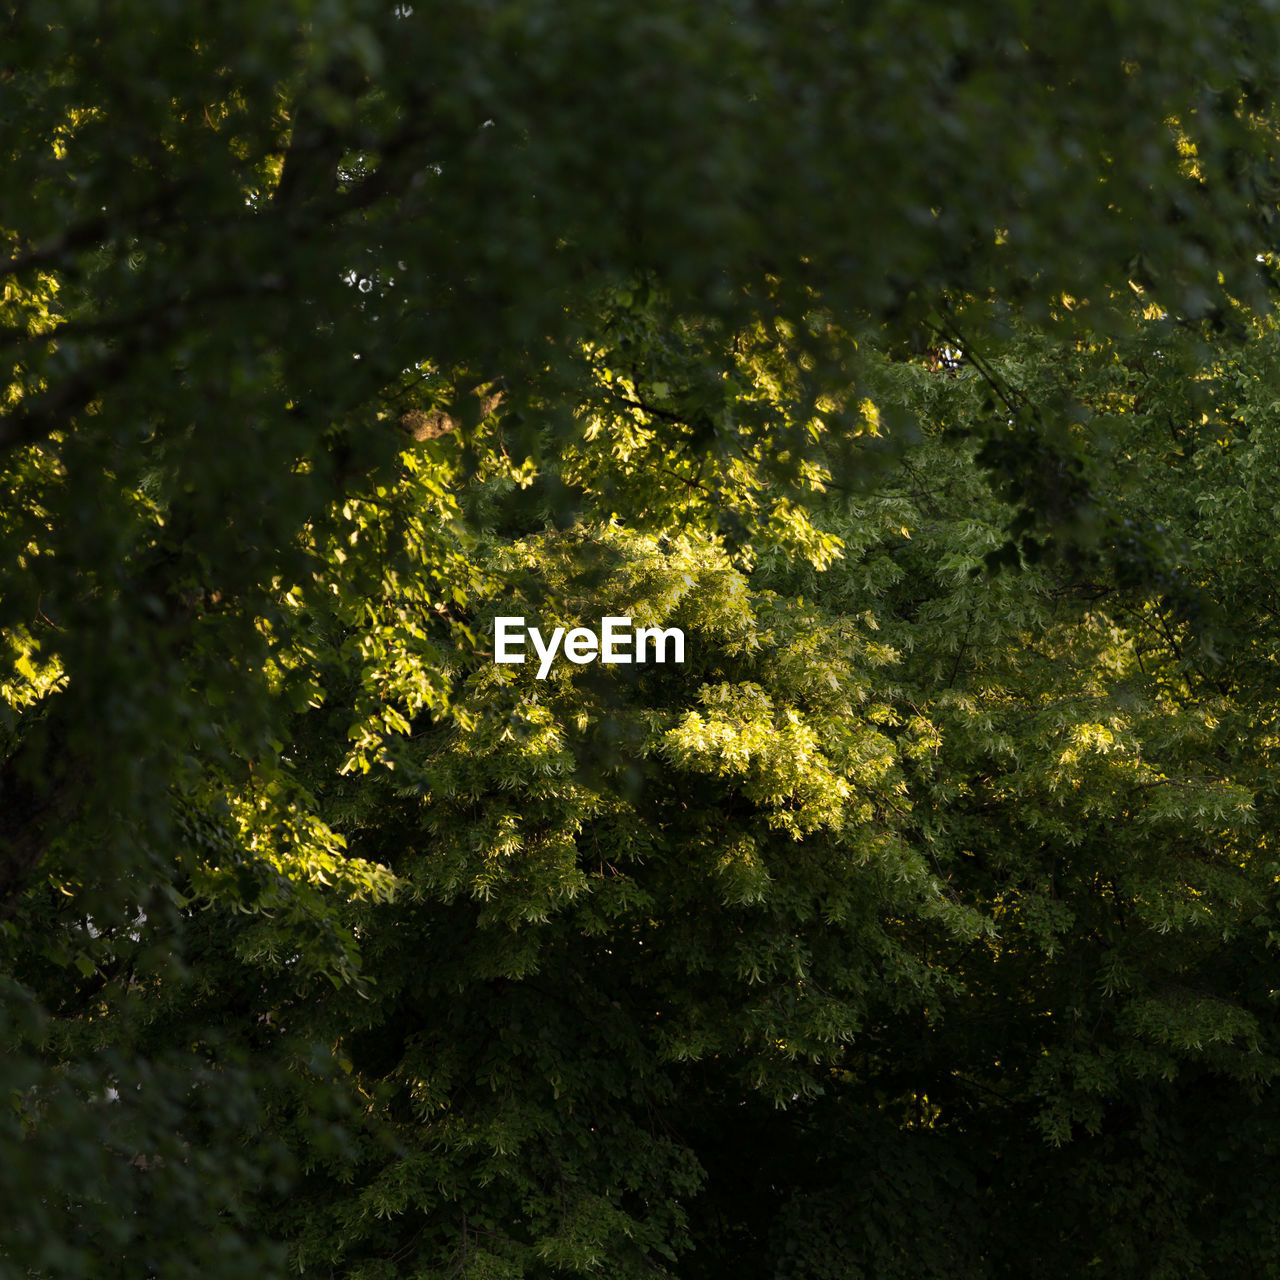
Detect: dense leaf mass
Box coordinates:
(8, 3, 1280, 1277)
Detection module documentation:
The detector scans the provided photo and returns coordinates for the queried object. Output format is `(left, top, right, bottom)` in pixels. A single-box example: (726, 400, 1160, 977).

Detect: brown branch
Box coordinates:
(399, 389, 503, 442)
(1, 181, 189, 286)
(0, 348, 131, 453)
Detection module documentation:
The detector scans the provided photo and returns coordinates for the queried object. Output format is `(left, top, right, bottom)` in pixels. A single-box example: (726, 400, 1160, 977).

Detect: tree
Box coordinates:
(9, 2, 1280, 1276)
(65, 309, 1280, 1277)
(5, 0, 1279, 911)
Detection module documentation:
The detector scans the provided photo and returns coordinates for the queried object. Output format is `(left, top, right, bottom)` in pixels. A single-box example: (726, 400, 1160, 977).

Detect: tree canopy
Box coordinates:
(7, 3, 1280, 1277)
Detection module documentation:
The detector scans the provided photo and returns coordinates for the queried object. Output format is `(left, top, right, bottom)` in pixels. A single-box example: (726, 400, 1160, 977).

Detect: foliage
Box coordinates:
(9, 2, 1280, 1277)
